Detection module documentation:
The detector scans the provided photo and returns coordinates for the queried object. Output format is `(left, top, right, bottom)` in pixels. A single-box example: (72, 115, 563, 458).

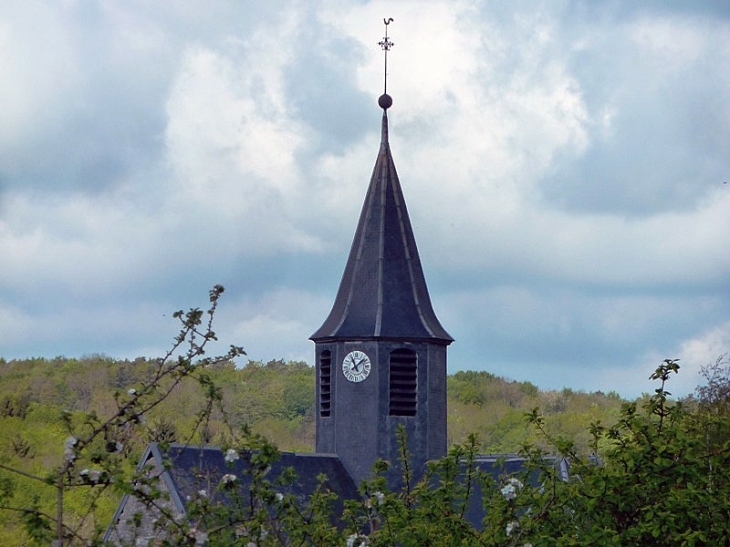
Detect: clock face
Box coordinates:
(342, 351, 371, 383)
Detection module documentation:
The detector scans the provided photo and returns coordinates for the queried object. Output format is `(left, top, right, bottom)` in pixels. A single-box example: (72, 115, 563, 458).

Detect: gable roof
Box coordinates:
(105, 443, 360, 542)
(311, 111, 453, 344)
(106, 443, 571, 543)
(160, 444, 359, 510)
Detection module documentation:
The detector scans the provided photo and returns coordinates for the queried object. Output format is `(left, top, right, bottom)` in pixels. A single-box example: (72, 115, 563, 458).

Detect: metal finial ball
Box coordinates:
(378, 93, 393, 110)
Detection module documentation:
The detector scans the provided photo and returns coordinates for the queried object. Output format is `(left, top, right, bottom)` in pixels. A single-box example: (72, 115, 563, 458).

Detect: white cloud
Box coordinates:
(0, 2, 81, 168)
(671, 320, 730, 395)
(162, 14, 332, 256)
(224, 288, 330, 364)
(165, 45, 304, 195)
(539, 9, 730, 215)
(629, 14, 710, 72)
(0, 303, 33, 347)
(0, 186, 185, 297)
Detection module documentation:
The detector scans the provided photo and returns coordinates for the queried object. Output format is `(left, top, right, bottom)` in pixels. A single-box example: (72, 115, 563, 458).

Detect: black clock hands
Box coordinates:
(342, 351, 370, 383)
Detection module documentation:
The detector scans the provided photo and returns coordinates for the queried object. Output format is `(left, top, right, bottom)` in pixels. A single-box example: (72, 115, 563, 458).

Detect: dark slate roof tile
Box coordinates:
(311, 112, 453, 344)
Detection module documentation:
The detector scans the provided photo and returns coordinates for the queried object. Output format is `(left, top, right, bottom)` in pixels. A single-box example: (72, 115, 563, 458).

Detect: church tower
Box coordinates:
(310, 21, 453, 486)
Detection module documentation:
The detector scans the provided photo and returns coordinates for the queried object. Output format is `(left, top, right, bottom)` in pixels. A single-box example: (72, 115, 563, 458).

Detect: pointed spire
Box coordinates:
(311, 22, 452, 344)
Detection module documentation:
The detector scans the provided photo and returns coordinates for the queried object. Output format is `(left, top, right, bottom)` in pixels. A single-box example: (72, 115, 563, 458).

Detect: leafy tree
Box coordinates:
(689, 353, 730, 453)
(515, 359, 730, 545)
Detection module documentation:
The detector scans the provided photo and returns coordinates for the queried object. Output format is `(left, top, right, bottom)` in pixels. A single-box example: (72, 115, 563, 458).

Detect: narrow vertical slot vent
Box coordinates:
(319, 350, 332, 417)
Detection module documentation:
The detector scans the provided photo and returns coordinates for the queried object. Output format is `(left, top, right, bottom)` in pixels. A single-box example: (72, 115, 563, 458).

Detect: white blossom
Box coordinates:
(275, 492, 284, 502)
(63, 437, 78, 462)
(224, 448, 240, 463)
(127, 388, 137, 395)
(187, 527, 208, 545)
(506, 521, 519, 536)
(221, 473, 237, 484)
(374, 491, 385, 505)
(79, 468, 103, 484)
(501, 477, 523, 500)
(501, 484, 517, 500)
(194, 529, 208, 545)
(198, 489, 207, 498)
(346, 533, 367, 547)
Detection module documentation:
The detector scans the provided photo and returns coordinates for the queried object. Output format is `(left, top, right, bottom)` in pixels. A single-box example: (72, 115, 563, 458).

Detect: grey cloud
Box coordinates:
(284, 17, 373, 154)
(539, 18, 730, 215)
(442, 287, 727, 395)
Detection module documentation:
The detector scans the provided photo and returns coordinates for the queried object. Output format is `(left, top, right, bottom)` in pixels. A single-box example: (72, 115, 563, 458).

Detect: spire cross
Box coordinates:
(378, 18, 394, 95)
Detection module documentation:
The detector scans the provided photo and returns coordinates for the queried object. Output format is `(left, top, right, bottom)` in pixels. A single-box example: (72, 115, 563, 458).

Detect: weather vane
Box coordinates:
(378, 18, 394, 96)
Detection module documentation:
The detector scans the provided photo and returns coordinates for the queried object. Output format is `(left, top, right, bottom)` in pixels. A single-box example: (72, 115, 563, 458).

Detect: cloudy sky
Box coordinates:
(1, 1, 728, 398)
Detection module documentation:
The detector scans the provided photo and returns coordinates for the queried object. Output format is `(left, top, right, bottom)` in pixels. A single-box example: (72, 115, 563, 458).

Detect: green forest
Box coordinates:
(0, 354, 629, 453)
(0, 354, 626, 542)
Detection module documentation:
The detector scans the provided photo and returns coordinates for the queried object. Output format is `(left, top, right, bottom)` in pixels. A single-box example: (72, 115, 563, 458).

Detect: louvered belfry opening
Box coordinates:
(389, 349, 417, 416)
(319, 350, 332, 417)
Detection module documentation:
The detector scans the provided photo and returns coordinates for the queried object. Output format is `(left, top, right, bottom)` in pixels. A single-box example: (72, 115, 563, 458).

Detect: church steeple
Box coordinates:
(311, 21, 451, 487)
(312, 18, 450, 346)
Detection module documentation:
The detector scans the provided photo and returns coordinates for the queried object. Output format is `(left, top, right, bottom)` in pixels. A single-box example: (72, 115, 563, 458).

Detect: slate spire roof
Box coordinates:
(311, 100, 453, 344)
